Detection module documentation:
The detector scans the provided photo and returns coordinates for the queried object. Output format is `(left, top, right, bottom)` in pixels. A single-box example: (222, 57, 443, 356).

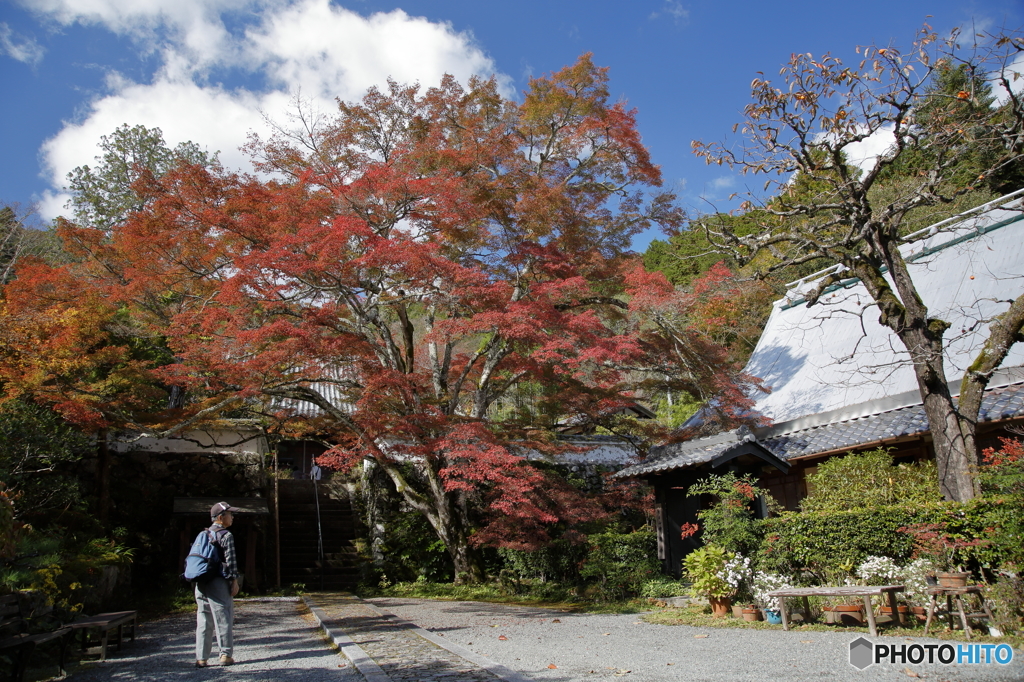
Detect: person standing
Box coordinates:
(195, 501, 239, 667)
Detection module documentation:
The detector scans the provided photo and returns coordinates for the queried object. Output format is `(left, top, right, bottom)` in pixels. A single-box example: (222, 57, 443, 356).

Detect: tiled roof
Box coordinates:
(615, 429, 761, 478)
(617, 381, 1024, 478)
(263, 365, 358, 419)
(763, 381, 1024, 460)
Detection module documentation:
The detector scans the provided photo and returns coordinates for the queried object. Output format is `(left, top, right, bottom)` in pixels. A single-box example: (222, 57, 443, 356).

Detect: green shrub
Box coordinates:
(579, 531, 659, 602)
(498, 539, 589, 584)
(639, 575, 689, 599)
(801, 448, 941, 512)
(757, 499, 1009, 582)
(759, 507, 921, 581)
(987, 571, 1024, 635)
(682, 544, 734, 599)
(686, 472, 773, 556)
(978, 438, 1024, 567)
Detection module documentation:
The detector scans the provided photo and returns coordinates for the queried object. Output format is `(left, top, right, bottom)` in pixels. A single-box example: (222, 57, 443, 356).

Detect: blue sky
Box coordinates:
(3, 0, 1023, 250)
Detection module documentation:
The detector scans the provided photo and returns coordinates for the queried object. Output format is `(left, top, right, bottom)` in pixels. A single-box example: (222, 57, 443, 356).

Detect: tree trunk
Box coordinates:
(920, 389, 979, 502)
(859, 252, 981, 502)
(900, 326, 979, 502)
(427, 486, 486, 583)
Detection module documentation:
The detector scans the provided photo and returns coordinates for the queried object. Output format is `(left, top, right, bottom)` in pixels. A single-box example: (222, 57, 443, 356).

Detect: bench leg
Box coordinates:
(886, 591, 904, 626)
(10, 642, 36, 682)
(863, 595, 878, 637)
(778, 596, 789, 630)
(58, 632, 72, 677)
(100, 629, 109, 662)
(802, 596, 812, 624)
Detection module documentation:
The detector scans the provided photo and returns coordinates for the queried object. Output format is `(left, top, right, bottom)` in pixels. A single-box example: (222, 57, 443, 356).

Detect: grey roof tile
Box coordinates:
(620, 382, 1024, 478)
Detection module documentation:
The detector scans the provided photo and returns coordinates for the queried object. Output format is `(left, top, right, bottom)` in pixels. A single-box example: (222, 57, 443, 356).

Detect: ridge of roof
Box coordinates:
(780, 190, 1024, 311)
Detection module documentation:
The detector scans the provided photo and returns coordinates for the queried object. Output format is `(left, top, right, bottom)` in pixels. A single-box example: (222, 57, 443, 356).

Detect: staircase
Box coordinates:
(277, 479, 362, 591)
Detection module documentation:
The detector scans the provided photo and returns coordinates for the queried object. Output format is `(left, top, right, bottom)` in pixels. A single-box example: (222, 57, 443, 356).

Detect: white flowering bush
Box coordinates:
(752, 572, 792, 608)
(855, 555, 902, 585)
(721, 554, 752, 601)
(901, 558, 938, 602)
(854, 555, 937, 605)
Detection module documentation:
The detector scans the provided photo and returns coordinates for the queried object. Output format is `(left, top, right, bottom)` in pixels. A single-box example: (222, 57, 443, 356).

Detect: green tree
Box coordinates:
(64, 124, 216, 234)
(0, 400, 92, 525)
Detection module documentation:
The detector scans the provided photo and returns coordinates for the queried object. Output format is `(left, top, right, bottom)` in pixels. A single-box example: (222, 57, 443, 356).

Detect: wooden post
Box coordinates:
(273, 449, 281, 589)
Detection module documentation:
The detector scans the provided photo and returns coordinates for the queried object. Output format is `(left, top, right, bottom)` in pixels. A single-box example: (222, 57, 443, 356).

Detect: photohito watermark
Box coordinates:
(849, 637, 1014, 670)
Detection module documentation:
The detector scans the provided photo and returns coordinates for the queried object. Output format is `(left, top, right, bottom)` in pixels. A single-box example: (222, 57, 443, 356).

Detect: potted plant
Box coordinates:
(899, 522, 987, 587)
(751, 571, 792, 624)
(683, 545, 735, 617)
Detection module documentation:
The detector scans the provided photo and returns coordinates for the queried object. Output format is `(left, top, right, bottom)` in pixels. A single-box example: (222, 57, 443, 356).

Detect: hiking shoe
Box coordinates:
(195, 660, 208, 668)
(219, 655, 235, 666)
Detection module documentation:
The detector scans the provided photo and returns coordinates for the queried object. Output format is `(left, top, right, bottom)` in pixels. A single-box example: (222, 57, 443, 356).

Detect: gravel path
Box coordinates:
(365, 597, 1024, 682)
(66, 598, 359, 682)
(59, 595, 1023, 682)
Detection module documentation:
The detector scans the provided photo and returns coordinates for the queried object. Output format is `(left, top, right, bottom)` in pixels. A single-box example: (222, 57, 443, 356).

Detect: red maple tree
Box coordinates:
(2, 56, 760, 579)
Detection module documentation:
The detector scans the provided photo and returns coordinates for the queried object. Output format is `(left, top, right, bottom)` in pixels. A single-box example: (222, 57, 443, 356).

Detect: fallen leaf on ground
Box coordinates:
(801, 640, 813, 643)
(551, 618, 561, 623)
(548, 664, 558, 669)
(667, 662, 674, 666)
(904, 669, 920, 678)
(694, 634, 709, 639)
(498, 635, 508, 641)
(490, 624, 499, 628)
(602, 632, 611, 636)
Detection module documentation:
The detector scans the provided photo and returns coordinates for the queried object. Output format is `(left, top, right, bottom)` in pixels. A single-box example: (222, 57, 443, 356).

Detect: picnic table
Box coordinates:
(67, 610, 137, 661)
(767, 585, 905, 637)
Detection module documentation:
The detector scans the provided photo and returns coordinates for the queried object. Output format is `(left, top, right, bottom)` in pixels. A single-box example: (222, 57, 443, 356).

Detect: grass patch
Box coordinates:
(357, 580, 653, 614)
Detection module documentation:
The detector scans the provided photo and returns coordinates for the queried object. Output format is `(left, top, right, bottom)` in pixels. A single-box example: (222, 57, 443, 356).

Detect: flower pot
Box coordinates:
(936, 572, 970, 588)
(835, 604, 864, 626)
(709, 597, 732, 618)
(910, 606, 927, 623)
(762, 608, 783, 624)
(879, 605, 908, 622)
(742, 607, 762, 622)
(823, 606, 837, 624)
(731, 604, 744, 619)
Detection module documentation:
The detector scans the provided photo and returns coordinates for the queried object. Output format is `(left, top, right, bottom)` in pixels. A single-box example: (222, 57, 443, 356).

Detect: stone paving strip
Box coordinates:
(303, 594, 534, 682)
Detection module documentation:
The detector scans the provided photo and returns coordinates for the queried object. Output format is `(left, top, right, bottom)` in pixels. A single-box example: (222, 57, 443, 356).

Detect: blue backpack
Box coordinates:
(183, 528, 226, 583)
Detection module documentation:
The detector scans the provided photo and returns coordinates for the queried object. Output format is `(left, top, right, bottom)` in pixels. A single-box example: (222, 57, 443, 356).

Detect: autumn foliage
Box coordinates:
(0, 56, 757, 579)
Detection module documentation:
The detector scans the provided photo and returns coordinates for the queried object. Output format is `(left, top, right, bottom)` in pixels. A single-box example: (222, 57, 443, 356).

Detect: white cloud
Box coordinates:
(649, 1, 689, 24)
(709, 176, 735, 190)
(28, 0, 504, 221)
(0, 22, 44, 64)
(992, 51, 1024, 106)
(840, 125, 896, 177)
(245, 2, 500, 101)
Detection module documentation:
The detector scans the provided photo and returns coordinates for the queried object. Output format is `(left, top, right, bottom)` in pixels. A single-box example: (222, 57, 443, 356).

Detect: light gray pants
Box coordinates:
(195, 577, 233, 660)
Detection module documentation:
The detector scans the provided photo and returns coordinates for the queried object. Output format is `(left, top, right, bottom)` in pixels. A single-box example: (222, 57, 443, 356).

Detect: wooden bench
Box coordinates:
(767, 585, 906, 637)
(66, 610, 137, 662)
(0, 593, 73, 682)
